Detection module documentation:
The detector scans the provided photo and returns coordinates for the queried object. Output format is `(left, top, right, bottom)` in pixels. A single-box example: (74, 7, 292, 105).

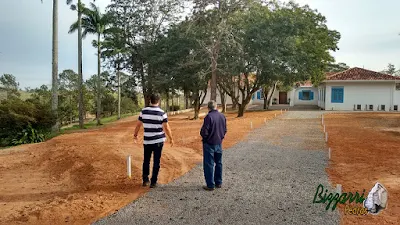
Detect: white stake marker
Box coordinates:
(325, 132, 328, 142)
(250, 121, 253, 129)
(328, 148, 331, 159)
(127, 156, 132, 179)
(264, 118, 267, 124)
(336, 184, 342, 194)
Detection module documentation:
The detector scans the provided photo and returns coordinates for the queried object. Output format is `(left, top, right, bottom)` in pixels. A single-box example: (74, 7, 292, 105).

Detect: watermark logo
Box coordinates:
(313, 182, 388, 216)
(363, 182, 388, 215)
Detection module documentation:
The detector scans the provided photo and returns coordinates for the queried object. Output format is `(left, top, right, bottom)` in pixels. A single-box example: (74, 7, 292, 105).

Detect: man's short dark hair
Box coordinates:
(150, 93, 161, 104)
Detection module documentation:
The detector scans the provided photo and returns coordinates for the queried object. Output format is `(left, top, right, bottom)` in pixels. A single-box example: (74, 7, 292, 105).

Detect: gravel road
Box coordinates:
(94, 111, 339, 225)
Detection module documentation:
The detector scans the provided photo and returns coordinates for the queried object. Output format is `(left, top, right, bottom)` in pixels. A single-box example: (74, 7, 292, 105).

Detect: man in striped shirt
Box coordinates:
(133, 93, 174, 188)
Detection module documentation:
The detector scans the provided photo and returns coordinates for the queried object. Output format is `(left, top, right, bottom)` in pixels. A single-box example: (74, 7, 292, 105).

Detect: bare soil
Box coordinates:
(0, 110, 276, 225)
(325, 113, 400, 225)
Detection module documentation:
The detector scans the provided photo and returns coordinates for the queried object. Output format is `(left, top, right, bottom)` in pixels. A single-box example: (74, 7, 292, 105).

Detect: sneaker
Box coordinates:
(203, 186, 215, 191)
(142, 181, 150, 187)
(216, 184, 222, 189)
(150, 183, 157, 188)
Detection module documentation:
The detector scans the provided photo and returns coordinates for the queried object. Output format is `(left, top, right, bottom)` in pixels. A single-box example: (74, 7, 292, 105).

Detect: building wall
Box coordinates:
(293, 87, 318, 106)
(324, 81, 399, 111)
(317, 84, 326, 109)
(394, 82, 400, 109)
(251, 88, 296, 105)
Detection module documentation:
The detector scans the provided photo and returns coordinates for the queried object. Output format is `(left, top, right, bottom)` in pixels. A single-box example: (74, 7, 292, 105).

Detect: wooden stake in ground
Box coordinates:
(264, 118, 266, 124)
(127, 156, 132, 179)
(325, 132, 328, 142)
(250, 121, 253, 129)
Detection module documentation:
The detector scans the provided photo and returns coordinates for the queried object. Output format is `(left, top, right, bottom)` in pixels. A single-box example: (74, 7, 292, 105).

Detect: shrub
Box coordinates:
(0, 98, 55, 147)
(11, 124, 46, 145)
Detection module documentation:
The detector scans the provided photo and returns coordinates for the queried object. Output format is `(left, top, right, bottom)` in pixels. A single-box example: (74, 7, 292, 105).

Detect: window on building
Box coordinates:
(381, 105, 386, 111)
(396, 83, 400, 90)
(369, 105, 374, 110)
(299, 90, 314, 101)
(331, 87, 344, 103)
(356, 104, 361, 110)
(394, 105, 398, 111)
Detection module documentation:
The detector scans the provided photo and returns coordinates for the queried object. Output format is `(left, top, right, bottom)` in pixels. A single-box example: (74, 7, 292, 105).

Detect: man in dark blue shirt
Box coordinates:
(200, 100, 227, 191)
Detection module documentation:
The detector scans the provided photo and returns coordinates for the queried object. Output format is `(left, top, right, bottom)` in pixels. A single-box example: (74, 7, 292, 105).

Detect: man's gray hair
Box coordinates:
(207, 100, 217, 110)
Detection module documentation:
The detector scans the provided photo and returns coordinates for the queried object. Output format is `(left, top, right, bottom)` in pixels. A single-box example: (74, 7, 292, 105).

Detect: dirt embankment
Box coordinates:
(325, 113, 400, 225)
(0, 110, 276, 225)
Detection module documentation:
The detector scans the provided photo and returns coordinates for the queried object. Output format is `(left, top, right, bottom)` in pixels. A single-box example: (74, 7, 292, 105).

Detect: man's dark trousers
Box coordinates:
(143, 142, 163, 184)
(203, 142, 222, 188)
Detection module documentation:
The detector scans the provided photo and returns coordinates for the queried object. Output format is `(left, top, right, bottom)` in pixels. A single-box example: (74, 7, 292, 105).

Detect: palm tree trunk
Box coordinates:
(78, 0, 84, 129)
(117, 67, 121, 120)
(96, 33, 101, 126)
(51, 0, 59, 132)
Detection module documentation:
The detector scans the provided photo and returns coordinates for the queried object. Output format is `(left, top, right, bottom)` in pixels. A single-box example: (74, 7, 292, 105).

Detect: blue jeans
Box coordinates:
(203, 143, 222, 188)
(143, 142, 163, 184)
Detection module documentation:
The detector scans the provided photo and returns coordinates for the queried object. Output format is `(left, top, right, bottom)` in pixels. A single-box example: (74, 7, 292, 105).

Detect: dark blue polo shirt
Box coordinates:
(200, 110, 227, 145)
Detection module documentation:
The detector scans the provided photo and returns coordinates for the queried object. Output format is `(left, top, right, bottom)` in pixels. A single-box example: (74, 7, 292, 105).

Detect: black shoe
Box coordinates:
(142, 181, 150, 187)
(150, 183, 157, 188)
(216, 184, 222, 189)
(203, 186, 215, 191)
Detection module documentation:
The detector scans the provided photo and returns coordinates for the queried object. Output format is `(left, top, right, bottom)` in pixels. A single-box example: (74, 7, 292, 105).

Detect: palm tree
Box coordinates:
(41, 0, 59, 131)
(69, 3, 110, 126)
(67, 0, 85, 129)
(102, 28, 126, 120)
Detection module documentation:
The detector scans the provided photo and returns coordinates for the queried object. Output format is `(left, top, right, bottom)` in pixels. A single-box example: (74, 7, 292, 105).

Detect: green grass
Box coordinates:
(61, 113, 138, 131)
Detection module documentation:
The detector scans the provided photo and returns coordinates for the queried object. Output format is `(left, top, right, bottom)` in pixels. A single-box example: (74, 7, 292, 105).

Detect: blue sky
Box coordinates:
(0, 0, 399, 88)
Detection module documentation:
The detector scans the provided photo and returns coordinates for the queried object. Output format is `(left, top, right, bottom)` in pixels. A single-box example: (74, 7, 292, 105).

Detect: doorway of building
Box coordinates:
(279, 92, 287, 104)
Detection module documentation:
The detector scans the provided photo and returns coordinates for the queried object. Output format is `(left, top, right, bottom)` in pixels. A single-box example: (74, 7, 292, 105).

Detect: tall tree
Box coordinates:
(382, 63, 396, 75)
(326, 62, 350, 73)
(191, 0, 250, 102)
(58, 70, 79, 124)
(0, 74, 20, 99)
(101, 28, 128, 120)
(67, 0, 85, 128)
(106, 0, 183, 106)
(41, 0, 59, 131)
(70, 2, 110, 125)
(218, 2, 340, 117)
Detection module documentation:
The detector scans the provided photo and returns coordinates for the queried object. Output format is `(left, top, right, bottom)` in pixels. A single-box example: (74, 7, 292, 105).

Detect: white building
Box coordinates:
(208, 67, 400, 111)
(251, 67, 400, 111)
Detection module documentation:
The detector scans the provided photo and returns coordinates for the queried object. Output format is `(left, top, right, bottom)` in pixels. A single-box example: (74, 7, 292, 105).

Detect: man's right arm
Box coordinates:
(224, 116, 227, 135)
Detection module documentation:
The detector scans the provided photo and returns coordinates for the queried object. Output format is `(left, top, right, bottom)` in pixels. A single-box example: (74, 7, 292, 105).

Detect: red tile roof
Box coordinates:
(326, 67, 397, 81)
(296, 80, 313, 87)
(325, 72, 338, 78)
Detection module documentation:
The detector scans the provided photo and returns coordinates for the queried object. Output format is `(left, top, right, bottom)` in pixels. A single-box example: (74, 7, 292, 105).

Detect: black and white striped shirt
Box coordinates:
(138, 106, 168, 145)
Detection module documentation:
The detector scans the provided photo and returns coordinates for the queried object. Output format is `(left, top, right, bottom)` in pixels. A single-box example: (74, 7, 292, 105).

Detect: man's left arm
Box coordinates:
(200, 116, 210, 139)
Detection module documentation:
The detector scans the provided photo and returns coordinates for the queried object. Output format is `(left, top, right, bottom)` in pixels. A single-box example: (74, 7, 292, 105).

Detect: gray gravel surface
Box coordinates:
(94, 111, 339, 225)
